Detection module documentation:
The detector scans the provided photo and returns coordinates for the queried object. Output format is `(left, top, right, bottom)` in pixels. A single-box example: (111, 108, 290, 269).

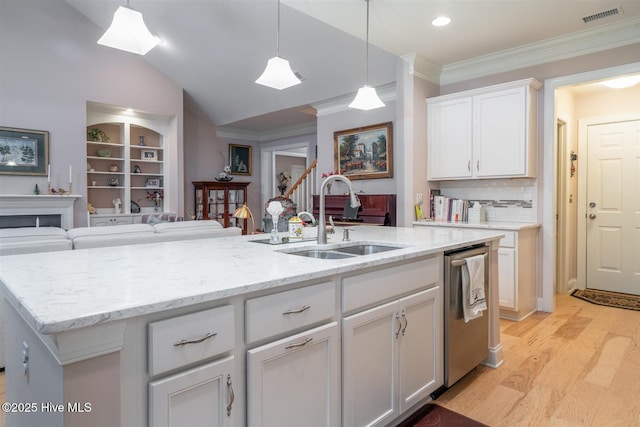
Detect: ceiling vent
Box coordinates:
(582, 7, 623, 23)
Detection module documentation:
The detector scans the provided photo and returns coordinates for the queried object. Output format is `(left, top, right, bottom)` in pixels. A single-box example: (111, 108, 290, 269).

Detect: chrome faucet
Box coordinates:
(318, 174, 360, 245)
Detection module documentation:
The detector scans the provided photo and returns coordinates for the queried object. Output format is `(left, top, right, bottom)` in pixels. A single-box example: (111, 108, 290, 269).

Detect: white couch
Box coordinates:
(1, 220, 242, 253)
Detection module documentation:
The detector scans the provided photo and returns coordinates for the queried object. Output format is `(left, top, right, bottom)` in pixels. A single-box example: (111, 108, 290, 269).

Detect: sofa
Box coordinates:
(0, 220, 241, 254)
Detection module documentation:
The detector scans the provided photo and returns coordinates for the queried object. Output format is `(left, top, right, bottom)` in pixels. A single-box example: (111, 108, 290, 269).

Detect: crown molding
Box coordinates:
(401, 53, 442, 84)
(313, 82, 396, 116)
(440, 16, 640, 85)
(216, 121, 317, 142)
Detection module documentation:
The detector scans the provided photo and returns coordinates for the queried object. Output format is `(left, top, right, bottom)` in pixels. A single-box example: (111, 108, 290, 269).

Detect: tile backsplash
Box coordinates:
(436, 178, 537, 223)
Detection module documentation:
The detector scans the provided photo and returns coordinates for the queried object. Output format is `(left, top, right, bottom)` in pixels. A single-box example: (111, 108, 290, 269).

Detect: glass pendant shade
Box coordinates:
(349, 85, 385, 110)
(97, 6, 161, 55)
(255, 56, 301, 90)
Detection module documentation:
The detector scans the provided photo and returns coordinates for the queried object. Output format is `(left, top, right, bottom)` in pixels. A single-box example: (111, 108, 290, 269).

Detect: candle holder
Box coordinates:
(47, 182, 51, 194)
(68, 183, 73, 194)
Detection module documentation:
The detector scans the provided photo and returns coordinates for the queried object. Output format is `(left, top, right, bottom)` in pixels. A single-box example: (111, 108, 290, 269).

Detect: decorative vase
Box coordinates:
(277, 184, 287, 196)
(154, 201, 161, 212)
(326, 183, 332, 195)
(139, 136, 145, 146)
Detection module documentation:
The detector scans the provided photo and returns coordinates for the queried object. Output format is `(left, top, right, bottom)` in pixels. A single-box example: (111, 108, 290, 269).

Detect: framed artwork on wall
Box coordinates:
(0, 126, 49, 175)
(334, 122, 393, 180)
(141, 149, 157, 160)
(229, 144, 251, 175)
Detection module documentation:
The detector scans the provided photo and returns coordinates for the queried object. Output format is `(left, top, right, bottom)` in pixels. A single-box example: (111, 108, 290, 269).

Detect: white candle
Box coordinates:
(47, 164, 50, 183)
(69, 165, 72, 184)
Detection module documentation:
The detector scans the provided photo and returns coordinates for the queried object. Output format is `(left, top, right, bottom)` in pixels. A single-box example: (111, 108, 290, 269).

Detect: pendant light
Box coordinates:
(255, 0, 301, 90)
(97, 0, 161, 55)
(349, 0, 385, 110)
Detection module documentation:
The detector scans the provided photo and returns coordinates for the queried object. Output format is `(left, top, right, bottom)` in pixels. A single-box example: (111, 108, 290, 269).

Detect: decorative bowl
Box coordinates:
(97, 149, 111, 158)
(215, 176, 233, 182)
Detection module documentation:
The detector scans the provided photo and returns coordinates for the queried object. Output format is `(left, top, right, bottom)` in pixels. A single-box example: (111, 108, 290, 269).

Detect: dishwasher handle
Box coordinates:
(450, 253, 487, 267)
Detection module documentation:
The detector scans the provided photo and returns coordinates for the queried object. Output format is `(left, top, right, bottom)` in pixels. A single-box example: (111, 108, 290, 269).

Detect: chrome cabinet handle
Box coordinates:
(401, 310, 408, 336)
(173, 332, 217, 347)
(589, 213, 596, 219)
(282, 305, 311, 315)
(395, 312, 402, 339)
(226, 374, 234, 416)
(476, 160, 480, 171)
(467, 160, 471, 172)
(285, 337, 313, 349)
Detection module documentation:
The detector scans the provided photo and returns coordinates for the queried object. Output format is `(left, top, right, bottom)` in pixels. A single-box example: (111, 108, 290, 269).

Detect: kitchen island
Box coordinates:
(0, 226, 503, 427)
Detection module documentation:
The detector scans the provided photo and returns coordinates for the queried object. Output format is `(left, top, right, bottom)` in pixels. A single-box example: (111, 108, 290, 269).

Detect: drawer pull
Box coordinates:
(226, 374, 234, 416)
(173, 332, 217, 347)
(284, 337, 313, 350)
(282, 305, 311, 315)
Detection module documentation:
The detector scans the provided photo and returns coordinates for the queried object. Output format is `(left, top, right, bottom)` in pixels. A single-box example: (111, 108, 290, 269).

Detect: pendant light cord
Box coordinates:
(276, 0, 281, 57)
(365, 0, 371, 85)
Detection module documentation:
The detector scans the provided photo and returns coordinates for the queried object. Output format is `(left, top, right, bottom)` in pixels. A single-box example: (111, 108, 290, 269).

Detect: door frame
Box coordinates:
(555, 118, 568, 295)
(541, 61, 640, 312)
(576, 113, 640, 291)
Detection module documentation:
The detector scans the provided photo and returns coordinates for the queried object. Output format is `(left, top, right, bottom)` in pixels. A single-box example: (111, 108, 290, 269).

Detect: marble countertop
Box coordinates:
(0, 226, 503, 335)
(413, 220, 540, 231)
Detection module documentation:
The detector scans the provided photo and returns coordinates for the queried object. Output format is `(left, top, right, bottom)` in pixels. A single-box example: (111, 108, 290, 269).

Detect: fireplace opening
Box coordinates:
(0, 214, 62, 229)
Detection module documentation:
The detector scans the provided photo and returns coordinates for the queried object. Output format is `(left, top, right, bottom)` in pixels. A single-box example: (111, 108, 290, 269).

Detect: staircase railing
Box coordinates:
(285, 159, 317, 213)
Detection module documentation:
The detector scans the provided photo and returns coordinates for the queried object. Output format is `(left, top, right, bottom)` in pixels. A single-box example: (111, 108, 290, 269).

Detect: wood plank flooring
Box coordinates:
(0, 294, 638, 427)
(436, 294, 640, 426)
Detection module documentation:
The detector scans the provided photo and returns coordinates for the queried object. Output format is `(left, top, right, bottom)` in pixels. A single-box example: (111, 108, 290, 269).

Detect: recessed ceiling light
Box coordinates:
(600, 75, 640, 89)
(124, 108, 134, 114)
(432, 16, 451, 27)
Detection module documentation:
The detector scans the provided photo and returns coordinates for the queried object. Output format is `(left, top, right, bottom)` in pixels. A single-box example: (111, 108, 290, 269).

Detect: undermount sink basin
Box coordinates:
(280, 242, 405, 259)
(289, 250, 356, 259)
(333, 244, 401, 255)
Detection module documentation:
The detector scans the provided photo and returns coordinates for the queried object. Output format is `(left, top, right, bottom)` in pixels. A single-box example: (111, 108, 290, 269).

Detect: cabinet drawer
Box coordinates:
(342, 256, 441, 313)
(499, 231, 516, 248)
(148, 305, 234, 376)
(246, 281, 335, 343)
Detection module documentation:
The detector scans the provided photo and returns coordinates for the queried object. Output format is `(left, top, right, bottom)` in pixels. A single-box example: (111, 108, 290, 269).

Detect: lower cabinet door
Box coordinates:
(498, 247, 517, 309)
(247, 322, 339, 427)
(397, 287, 442, 413)
(149, 356, 235, 427)
(342, 300, 399, 427)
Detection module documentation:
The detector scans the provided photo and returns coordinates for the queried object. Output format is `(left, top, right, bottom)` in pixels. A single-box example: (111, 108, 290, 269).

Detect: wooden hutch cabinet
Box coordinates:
(193, 181, 250, 235)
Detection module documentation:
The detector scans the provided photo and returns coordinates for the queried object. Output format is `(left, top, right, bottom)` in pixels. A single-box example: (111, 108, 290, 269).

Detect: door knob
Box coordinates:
(589, 213, 596, 219)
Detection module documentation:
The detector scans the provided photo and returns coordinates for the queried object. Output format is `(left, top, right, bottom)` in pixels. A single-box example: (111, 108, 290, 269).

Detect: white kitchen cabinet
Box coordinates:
(149, 356, 235, 427)
(148, 305, 237, 426)
(497, 229, 538, 321)
(342, 287, 441, 427)
(247, 322, 340, 427)
(427, 78, 541, 180)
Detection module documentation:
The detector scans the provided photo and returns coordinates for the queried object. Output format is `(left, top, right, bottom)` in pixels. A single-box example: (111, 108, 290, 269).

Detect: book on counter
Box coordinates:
(431, 194, 471, 222)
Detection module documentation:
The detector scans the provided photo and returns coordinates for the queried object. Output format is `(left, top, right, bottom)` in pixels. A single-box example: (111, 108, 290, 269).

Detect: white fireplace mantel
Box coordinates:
(0, 194, 81, 230)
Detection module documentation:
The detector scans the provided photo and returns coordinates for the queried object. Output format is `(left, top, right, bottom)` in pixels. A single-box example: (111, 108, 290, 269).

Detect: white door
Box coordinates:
(586, 119, 640, 294)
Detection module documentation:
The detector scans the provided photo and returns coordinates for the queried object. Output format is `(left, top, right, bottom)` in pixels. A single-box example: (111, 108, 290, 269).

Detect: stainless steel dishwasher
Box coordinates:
(443, 244, 490, 388)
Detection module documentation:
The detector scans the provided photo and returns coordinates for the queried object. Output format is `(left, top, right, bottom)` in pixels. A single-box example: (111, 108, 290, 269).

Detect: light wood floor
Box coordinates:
(438, 293, 640, 426)
(0, 294, 638, 427)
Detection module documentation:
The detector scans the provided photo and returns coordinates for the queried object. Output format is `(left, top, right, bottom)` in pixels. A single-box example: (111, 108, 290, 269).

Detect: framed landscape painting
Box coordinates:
(334, 122, 392, 180)
(0, 126, 49, 175)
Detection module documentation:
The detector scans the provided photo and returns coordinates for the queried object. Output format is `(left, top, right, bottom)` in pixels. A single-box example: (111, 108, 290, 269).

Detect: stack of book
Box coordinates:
(431, 194, 471, 222)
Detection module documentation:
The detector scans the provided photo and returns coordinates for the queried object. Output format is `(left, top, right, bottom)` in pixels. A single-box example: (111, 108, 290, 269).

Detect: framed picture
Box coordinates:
(146, 178, 160, 187)
(141, 149, 157, 160)
(0, 126, 49, 175)
(334, 122, 393, 180)
(229, 144, 251, 175)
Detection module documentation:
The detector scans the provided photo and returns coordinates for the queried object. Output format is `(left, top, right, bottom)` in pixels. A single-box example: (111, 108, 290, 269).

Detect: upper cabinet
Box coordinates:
(427, 78, 542, 180)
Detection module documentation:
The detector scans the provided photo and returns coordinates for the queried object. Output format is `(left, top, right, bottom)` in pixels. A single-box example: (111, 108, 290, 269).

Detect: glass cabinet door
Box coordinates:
(195, 188, 204, 220)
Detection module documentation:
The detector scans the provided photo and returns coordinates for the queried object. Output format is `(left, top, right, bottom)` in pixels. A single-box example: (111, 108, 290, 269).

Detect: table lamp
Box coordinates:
(233, 203, 256, 234)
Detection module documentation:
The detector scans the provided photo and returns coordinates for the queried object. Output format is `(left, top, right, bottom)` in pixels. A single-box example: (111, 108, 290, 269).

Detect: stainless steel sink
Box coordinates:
(280, 242, 405, 259)
(289, 250, 356, 259)
(333, 244, 401, 255)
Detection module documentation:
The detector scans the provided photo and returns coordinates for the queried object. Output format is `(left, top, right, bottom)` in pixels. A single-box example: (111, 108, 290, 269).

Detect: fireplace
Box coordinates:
(0, 195, 81, 230)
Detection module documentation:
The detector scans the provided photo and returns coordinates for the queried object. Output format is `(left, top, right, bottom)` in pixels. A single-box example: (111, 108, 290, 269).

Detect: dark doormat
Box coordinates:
(397, 403, 488, 427)
(571, 288, 640, 311)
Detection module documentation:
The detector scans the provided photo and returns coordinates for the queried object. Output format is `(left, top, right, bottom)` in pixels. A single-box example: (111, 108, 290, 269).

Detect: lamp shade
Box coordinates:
(255, 56, 301, 90)
(348, 85, 385, 110)
(97, 5, 161, 55)
(233, 203, 255, 233)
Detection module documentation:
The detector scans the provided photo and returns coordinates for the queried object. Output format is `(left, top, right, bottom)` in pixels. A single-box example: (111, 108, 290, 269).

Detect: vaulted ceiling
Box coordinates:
(65, 0, 640, 135)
